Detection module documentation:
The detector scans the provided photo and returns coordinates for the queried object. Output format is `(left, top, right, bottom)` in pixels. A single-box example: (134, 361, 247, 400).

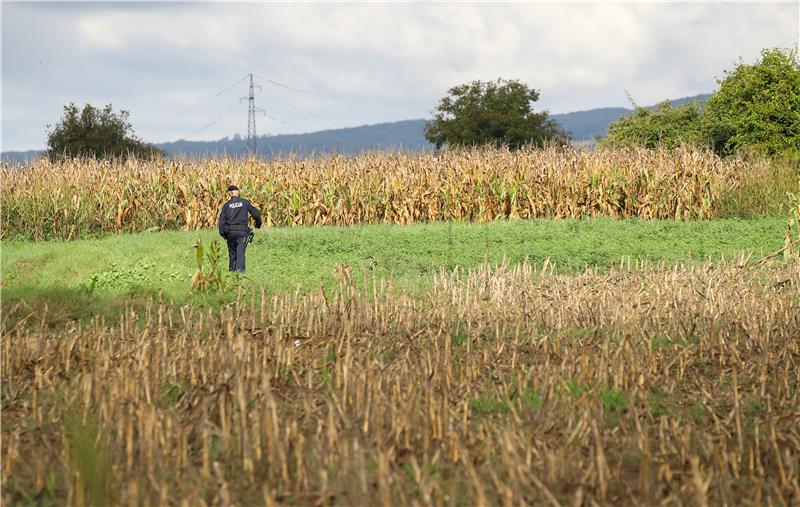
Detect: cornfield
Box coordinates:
(1, 146, 754, 241)
(3, 259, 799, 505)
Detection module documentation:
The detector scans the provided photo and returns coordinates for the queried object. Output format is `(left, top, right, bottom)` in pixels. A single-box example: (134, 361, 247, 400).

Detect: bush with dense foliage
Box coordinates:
(600, 100, 703, 150)
(702, 47, 800, 158)
(602, 47, 799, 157)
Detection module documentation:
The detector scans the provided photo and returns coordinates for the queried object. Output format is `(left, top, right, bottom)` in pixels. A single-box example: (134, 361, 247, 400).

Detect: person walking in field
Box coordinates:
(218, 184, 262, 272)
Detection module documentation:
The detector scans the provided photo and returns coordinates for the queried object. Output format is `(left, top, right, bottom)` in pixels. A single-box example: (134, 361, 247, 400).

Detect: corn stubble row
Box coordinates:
(1, 146, 751, 240)
(3, 259, 799, 506)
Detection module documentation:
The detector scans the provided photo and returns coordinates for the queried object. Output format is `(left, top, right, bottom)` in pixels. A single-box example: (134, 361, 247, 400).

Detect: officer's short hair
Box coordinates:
(227, 185, 239, 192)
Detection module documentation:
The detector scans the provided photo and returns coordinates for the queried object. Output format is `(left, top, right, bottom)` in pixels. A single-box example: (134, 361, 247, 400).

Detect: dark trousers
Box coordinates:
(225, 231, 249, 272)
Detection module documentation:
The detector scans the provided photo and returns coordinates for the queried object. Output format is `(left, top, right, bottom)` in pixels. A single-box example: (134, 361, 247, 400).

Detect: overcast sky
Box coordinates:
(2, 1, 798, 151)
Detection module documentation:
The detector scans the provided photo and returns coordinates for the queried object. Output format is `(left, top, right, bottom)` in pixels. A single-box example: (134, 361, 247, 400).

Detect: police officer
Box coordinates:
(218, 184, 262, 272)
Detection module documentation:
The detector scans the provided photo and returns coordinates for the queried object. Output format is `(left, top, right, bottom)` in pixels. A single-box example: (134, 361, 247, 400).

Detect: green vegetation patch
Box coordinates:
(1, 217, 785, 323)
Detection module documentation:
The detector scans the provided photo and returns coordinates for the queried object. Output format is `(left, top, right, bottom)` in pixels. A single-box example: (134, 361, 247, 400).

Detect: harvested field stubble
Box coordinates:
(3, 259, 799, 505)
(2, 146, 753, 240)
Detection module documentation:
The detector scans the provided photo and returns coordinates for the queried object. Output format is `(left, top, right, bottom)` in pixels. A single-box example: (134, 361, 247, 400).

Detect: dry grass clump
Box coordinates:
(1, 146, 751, 240)
(3, 259, 799, 505)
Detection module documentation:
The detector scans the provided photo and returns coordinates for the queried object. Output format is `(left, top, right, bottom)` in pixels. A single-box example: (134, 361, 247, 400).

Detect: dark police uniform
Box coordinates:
(218, 192, 262, 272)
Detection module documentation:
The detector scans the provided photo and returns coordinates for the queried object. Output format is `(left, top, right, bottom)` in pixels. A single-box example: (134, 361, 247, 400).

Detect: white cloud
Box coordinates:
(76, 7, 249, 59)
(78, 16, 127, 51)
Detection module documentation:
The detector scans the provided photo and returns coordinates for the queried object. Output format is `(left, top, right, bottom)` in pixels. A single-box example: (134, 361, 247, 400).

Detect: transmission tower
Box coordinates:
(241, 74, 264, 155)
(199, 73, 310, 155)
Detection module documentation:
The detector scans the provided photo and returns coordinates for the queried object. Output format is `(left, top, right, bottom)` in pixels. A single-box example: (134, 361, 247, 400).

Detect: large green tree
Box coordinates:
(600, 99, 704, 150)
(424, 79, 570, 149)
(47, 103, 163, 160)
(702, 47, 800, 157)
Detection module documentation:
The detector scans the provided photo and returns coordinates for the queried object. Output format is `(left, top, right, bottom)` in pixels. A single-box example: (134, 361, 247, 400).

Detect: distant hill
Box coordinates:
(552, 107, 631, 143)
(2, 149, 43, 164)
(1, 94, 710, 163)
(156, 119, 431, 158)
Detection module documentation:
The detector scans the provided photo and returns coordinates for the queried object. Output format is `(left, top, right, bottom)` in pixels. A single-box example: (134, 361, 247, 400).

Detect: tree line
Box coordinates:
(424, 46, 798, 158)
(44, 46, 797, 161)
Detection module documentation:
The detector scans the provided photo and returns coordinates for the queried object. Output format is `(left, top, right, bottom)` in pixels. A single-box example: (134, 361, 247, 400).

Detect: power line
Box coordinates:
(253, 73, 313, 95)
(264, 114, 295, 128)
(214, 74, 250, 98)
(287, 103, 318, 118)
(776, 34, 799, 48)
(188, 103, 241, 137)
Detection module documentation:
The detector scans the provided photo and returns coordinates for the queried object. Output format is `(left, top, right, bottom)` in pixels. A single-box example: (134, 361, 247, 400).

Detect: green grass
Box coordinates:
(1, 217, 785, 323)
